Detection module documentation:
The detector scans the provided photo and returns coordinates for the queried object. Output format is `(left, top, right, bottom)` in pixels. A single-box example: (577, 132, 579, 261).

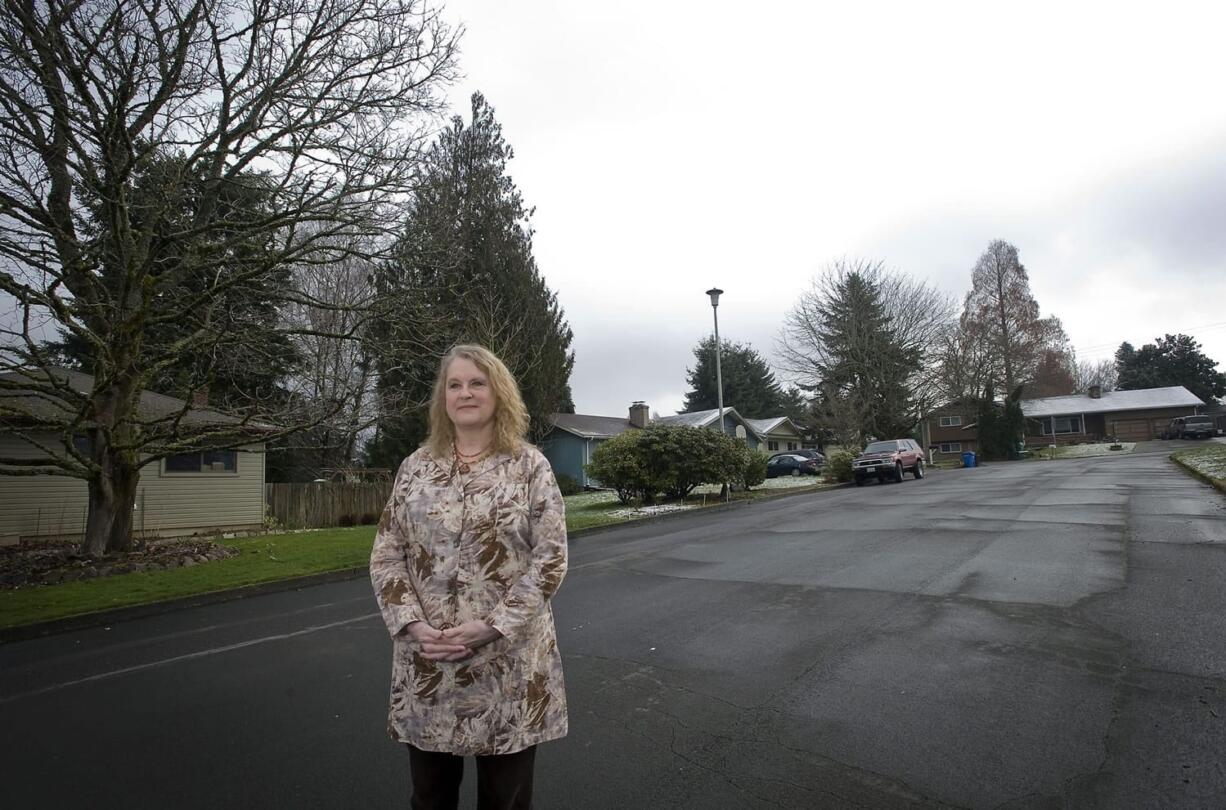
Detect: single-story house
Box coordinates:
(0, 367, 272, 545)
(538, 402, 648, 488)
(1021, 385, 1204, 444)
(540, 402, 803, 486)
(744, 417, 805, 453)
(919, 385, 1206, 453)
(653, 406, 766, 450)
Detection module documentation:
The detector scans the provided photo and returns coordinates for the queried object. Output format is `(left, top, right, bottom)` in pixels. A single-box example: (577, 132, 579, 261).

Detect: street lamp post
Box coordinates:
(705, 287, 724, 433)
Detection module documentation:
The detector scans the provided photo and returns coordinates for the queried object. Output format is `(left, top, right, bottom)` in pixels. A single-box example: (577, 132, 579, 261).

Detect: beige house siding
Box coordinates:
(761, 424, 804, 453)
(0, 433, 265, 544)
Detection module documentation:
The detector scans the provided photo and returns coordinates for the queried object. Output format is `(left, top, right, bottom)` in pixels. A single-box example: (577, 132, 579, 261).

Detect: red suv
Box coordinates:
(852, 439, 925, 486)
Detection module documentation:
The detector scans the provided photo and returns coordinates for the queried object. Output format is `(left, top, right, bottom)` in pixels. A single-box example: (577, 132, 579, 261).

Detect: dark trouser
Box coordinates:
(407, 744, 537, 810)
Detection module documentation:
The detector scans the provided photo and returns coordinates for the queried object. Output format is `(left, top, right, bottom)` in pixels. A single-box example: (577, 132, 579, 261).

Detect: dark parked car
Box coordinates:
(769, 448, 826, 465)
(765, 453, 822, 478)
(1160, 415, 1214, 440)
(851, 439, 925, 485)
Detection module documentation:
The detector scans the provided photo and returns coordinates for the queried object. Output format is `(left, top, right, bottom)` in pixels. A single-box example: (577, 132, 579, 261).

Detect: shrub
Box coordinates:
(739, 449, 769, 490)
(360, 512, 378, 525)
(824, 449, 855, 483)
(586, 431, 653, 504)
(337, 513, 357, 527)
(586, 424, 754, 503)
(555, 474, 582, 496)
(262, 506, 283, 532)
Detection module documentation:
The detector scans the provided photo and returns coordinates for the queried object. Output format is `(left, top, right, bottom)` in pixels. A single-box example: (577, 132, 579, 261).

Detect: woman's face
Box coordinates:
(444, 357, 497, 434)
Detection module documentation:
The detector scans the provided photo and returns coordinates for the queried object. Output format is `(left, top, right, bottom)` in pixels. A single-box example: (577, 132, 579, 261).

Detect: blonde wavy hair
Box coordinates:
(425, 344, 529, 458)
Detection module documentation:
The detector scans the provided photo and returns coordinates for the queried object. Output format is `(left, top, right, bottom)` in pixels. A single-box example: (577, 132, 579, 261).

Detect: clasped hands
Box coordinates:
(403, 620, 502, 662)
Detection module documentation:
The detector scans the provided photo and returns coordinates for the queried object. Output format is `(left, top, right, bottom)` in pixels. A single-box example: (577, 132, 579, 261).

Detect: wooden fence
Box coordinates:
(265, 482, 392, 529)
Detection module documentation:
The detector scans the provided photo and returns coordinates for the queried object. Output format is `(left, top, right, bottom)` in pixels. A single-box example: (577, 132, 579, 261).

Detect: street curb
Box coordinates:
(566, 480, 852, 541)
(0, 567, 368, 644)
(1170, 453, 1226, 496)
(1, 481, 854, 644)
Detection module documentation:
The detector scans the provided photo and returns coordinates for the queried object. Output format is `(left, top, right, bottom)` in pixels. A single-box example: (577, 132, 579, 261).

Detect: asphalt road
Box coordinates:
(3, 441, 1225, 809)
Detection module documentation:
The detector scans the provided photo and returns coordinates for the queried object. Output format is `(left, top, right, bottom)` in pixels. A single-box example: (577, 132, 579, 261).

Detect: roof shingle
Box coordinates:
(1021, 386, 1203, 417)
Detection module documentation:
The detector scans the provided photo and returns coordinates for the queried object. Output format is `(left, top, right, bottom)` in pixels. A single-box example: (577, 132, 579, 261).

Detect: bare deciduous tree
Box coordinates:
(1073, 356, 1118, 393)
(0, 0, 460, 553)
(960, 240, 1068, 395)
(933, 321, 993, 404)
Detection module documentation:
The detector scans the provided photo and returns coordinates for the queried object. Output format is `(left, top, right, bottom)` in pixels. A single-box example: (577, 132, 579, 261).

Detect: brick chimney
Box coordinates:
(628, 401, 649, 429)
(192, 385, 210, 408)
(1089, 385, 1102, 399)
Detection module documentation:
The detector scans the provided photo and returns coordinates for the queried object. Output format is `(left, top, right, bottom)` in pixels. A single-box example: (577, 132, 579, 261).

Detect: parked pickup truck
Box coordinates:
(852, 439, 925, 486)
(1160, 415, 1215, 440)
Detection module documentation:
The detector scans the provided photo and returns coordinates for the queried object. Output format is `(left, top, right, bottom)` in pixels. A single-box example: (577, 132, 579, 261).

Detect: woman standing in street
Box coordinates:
(370, 344, 568, 810)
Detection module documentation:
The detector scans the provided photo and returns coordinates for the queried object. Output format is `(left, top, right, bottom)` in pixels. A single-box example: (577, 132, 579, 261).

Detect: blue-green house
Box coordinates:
(537, 403, 647, 488)
(539, 402, 806, 488)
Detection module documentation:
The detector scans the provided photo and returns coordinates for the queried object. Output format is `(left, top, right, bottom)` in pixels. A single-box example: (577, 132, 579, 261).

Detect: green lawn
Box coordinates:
(0, 482, 832, 630)
(564, 491, 631, 531)
(0, 527, 376, 630)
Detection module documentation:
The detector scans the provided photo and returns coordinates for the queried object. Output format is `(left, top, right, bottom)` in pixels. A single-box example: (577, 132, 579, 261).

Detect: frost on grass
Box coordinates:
(563, 491, 621, 509)
(692, 475, 824, 495)
(1042, 442, 1136, 459)
(1174, 446, 1226, 482)
(609, 504, 695, 518)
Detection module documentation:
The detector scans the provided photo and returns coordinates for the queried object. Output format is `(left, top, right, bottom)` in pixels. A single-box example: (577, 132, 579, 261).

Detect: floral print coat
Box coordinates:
(370, 445, 568, 756)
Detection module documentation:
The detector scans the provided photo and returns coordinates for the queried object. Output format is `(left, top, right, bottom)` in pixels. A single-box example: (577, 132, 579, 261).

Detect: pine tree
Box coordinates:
(780, 259, 952, 446)
(42, 149, 300, 409)
(1115, 335, 1226, 403)
(812, 271, 918, 442)
(369, 93, 575, 466)
(681, 337, 789, 417)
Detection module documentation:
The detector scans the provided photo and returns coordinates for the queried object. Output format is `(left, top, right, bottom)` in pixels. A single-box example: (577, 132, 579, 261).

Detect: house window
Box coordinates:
(71, 434, 94, 455)
(165, 449, 238, 474)
(787, 442, 798, 450)
(938, 442, 962, 453)
(939, 415, 962, 427)
(767, 441, 778, 451)
(1039, 416, 1082, 435)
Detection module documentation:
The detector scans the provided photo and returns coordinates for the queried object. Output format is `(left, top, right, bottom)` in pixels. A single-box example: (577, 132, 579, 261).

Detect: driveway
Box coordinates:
(2, 449, 1225, 808)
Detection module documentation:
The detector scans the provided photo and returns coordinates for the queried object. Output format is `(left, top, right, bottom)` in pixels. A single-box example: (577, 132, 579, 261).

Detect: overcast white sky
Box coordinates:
(439, 0, 1226, 417)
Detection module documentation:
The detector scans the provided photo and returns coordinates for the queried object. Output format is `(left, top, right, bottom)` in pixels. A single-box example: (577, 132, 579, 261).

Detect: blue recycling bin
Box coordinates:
(961, 451, 977, 468)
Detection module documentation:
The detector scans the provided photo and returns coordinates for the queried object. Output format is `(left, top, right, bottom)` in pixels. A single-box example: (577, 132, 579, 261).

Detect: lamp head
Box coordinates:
(705, 287, 723, 307)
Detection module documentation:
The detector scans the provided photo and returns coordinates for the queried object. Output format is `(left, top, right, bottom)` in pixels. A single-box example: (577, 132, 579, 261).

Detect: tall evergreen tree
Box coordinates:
(681, 337, 790, 417)
(779, 259, 952, 446)
(41, 150, 300, 409)
(819, 272, 918, 441)
(1115, 335, 1226, 403)
(782, 268, 919, 444)
(369, 93, 575, 467)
